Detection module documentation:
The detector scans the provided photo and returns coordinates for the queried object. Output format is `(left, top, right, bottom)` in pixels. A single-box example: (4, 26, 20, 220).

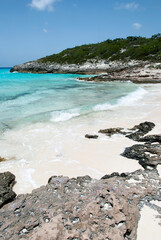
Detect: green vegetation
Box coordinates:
(38, 34, 161, 64)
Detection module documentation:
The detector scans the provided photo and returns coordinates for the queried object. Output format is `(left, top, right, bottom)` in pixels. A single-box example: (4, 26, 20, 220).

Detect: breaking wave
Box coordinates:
(50, 109, 80, 122)
(93, 88, 147, 111)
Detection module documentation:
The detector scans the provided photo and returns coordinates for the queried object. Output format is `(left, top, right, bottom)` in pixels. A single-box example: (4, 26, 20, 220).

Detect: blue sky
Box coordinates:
(0, 0, 161, 67)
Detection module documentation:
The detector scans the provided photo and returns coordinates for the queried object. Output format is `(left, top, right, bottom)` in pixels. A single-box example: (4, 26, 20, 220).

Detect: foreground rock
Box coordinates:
(0, 172, 16, 208)
(0, 170, 161, 240)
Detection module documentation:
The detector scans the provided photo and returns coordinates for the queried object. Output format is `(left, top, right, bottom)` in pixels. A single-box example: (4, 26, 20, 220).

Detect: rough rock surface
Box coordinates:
(0, 172, 16, 208)
(138, 134, 161, 143)
(122, 144, 161, 169)
(0, 170, 161, 240)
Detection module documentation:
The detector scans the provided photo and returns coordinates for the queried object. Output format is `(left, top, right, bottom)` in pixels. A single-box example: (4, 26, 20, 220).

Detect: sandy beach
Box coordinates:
(0, 82, 161, 239)
(0, 83, 160, 194)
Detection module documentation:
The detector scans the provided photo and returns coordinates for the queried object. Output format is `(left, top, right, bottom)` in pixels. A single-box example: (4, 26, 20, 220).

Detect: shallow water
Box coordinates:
(0, 68, 161, 194)
(0, 68, 139, 129)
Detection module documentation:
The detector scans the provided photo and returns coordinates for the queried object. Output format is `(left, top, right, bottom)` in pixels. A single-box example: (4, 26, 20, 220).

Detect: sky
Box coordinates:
(0, 0, 161, 67)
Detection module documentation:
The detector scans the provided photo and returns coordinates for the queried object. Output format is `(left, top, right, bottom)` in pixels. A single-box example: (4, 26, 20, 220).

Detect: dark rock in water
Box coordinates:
(0, 170, 161, 240)
(138, 134, 161, 143)
(98, 127, 126, 136)
(0, 172, 16, 208)
(85, 134, 98, 139)
(122, 143, 161, 169)
(126, 121, 155, 141)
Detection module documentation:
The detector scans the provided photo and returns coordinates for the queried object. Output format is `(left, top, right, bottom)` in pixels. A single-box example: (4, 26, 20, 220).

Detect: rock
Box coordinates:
(126, 121, 155, 141)
(121, 143, 161, 169)
(98, 122, 155, 140)
(0, 157, 7, 162)
(98, 127, 126, 136)
(0, 170, 161, 240)
(138, 134, 161, 143)
(85, 134, 98, 139)
(101, 172, 129, 179)
(0, 172, 16, 208)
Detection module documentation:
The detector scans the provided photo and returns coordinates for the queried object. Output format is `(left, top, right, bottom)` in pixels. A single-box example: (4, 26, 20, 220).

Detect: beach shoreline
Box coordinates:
(0, 79, 161, 239)
(0, 83, 160, 195)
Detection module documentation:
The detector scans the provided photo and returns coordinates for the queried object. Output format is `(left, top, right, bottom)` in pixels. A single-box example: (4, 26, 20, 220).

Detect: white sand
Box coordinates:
(0, 83, 161, 194)
(137, 205, 161, 240)
(0, 83, 161, 239)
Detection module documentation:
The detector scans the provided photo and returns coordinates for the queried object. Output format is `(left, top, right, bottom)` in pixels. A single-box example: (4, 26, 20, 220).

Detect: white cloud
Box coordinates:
(30, 0, 59, 11)
(133, 22, 142, 30)
(43, 28, 48, 33)
(116, 2, 139, 10)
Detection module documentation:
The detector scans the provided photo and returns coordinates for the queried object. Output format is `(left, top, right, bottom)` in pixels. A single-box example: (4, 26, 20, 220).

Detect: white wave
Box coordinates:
(93, 88, 147, 111)
(51, 109, 80, 122)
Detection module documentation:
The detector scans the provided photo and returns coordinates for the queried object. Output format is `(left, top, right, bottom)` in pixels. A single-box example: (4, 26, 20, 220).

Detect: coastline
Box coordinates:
(10, 61, 161, 83)
(0, 83, 160, 195)
(0, 80, 161, 239)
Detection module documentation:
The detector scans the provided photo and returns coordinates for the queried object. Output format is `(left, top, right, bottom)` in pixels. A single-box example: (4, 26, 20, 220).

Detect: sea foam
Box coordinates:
(50, 109, 80, 122)
(93, 88, 147, 111)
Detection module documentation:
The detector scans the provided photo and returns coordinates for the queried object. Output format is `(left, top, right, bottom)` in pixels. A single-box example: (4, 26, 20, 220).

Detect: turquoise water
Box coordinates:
(0, 68, 140, 132)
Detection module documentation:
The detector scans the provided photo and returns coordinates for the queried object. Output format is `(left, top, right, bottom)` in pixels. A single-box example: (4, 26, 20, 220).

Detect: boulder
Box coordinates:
(0, 172, 16, 208)
(122, 143, 161, 169)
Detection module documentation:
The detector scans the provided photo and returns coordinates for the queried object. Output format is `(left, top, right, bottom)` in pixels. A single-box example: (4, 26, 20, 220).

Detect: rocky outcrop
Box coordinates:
(122, 143, 161, 169)
(77, 63, 161, 83)
(10, 60, 161, 82)
(126, 122, 155, 141)
(98, 121, 155, 141)
(0, 121, 160, 239)
(0, 172, 16, 208)
(10, 60, 144, 74)
(86, 122, 161, 170)
(0, 170, 161, 240)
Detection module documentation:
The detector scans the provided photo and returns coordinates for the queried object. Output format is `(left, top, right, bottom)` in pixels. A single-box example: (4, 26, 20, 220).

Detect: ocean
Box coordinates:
(0, 68, 160, 193)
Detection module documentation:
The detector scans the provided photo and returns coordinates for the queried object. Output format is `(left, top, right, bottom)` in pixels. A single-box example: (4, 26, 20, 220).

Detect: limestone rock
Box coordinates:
(0, 170, 161, 240)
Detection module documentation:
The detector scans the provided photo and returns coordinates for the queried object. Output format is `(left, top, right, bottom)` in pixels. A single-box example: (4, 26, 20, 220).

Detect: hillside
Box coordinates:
(38, 34, 161, 64)
(10, 34, 161, 80)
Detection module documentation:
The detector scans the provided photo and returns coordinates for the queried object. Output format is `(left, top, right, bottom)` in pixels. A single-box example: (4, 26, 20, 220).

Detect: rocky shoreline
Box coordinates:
(10, 61, 161, 83)
(77, 63, 161, 84)
(0, 121, 161, 239)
